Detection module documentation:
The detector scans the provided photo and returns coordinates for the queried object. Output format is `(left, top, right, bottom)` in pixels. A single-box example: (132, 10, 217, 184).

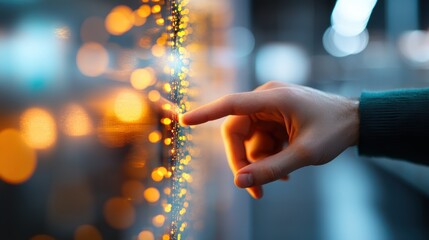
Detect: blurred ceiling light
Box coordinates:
(331, 0, 377, 36)
(227, 26, 255, 58)
(398, 30, 429, 64)
(81, 17, 109, 43)
(105, 5, 134, 36)
(61, 104, 92, 137)
(76, 42, 109, 77)
(0, 129, 37, 184)
(114, 91, 144, 123)
(255, 43, 310, 85)
(20, 108, 57, 150)
(323, 27, 369, 57)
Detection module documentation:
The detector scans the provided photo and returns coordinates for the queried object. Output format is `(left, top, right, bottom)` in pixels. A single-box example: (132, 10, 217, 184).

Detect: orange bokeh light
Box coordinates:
(144, 187, 160, 203)
(105, 5, 134, 36)
(0, 129, 36, 184)
(138, 230, 154, 240)
(148, 130, 162, 143)
(152, 214, 165, 227)
(20, 108, 57, 150)
(137, 5, 151, 18)
(61, 104, 92, 137)
(151, 44, 166, 57)
(152, 5, 161, 14)
(130, 68, 156, 90)
(74, 225, 102, 240)
(114, 91, 144, 123)
(148, 90, 161, 102)
(77, 42, 109, 77)
(103, 197, 135, 229)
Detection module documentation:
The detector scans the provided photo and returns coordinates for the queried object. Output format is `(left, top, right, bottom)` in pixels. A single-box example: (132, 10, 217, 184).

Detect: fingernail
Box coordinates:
(236, 173, 253, 188)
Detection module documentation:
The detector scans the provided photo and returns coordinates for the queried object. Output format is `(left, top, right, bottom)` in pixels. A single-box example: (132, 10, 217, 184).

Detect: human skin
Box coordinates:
(180, 81, 359, 199)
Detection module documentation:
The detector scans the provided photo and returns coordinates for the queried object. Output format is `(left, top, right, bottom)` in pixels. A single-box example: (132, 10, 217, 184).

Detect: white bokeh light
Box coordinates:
(323, 27, 369, 57)
(331, 0, 377, 37)
(255, 43, 310, 85)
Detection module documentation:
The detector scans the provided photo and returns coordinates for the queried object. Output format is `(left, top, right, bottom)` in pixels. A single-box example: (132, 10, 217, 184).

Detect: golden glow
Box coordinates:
(0, 129, 36, 184)
(130, 68, 156, 90)
(103, 197, 136, 229)
(161, 118, 172, 125)
(121, 180, 145, 203)
(137, 5, 151, 18)
(148, 90, 161, 102)
(162, 103, 171, 111)
(152, 214, 165, 227)
(30, 235, 56, 240)
(61, 104, 92, 137)
(138, 231, 154, 240)
(114, 91, 143, 123)
(151, 44, 166, 57)
(162, 234, 170, 240)
(77, 42, 109, 77)
(156, 18, 165, 26)
(144, 187, 160, 203)
(163, 83, 171, 93)
(74, 225, 102, 240)
(164, 203, 172, 213)
(164, 138, 171, 145)
(151, 168, 163, 182)
(20, 108, 57, 150)
(148, 131, 162, 143)
(133, 11, 147, 27)
(152, 5, 161, 14)
(105, 5, 134, 35)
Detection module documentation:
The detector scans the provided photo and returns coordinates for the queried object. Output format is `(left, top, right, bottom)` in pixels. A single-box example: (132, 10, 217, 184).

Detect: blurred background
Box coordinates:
(0, 0, 429, 239)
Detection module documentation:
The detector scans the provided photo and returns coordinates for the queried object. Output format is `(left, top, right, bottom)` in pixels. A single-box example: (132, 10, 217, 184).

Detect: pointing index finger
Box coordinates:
(180, 91, 274, 125)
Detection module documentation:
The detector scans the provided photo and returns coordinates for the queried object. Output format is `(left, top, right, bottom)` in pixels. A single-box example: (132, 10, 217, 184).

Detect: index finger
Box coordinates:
(180, 90, 274, 125)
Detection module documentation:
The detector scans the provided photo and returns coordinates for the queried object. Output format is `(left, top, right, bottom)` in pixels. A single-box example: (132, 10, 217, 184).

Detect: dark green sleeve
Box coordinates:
(358, 88, 429, 165)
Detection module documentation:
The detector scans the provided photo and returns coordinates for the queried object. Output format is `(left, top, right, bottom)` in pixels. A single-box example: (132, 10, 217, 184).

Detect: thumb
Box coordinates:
(234, 146, 308, 188)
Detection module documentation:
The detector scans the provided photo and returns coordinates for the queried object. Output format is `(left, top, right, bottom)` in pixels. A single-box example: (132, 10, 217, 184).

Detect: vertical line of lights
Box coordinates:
(167, 0, 192, 239)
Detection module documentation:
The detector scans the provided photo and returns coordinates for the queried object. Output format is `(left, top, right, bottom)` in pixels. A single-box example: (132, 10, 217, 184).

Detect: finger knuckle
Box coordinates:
(264, 81, 283, 89)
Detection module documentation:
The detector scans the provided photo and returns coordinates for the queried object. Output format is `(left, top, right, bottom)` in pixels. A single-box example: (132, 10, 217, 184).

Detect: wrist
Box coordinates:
(348, 99, 360, 146)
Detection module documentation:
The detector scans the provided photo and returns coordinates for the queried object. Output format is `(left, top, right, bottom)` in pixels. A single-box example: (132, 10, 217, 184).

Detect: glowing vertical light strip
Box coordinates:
(167, 0, 192, 239)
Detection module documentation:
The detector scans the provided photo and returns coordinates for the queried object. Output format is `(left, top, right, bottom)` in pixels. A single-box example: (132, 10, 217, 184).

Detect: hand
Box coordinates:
(180, 81, 359, 199)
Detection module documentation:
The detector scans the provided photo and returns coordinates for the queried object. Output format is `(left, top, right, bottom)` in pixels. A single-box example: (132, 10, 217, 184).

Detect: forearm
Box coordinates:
(358, 88, 429, 164)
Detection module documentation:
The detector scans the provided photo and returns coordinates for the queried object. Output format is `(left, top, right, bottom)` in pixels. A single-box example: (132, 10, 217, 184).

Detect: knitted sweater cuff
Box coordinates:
(358, 88, 429, 164)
